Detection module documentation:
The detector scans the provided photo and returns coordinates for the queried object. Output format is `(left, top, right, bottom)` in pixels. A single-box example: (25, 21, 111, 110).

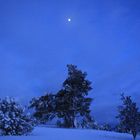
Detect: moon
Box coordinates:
(68, 18, 71, 22)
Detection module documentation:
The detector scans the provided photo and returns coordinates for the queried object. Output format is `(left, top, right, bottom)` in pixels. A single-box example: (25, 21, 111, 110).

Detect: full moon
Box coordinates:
(68, 18, 71, 22)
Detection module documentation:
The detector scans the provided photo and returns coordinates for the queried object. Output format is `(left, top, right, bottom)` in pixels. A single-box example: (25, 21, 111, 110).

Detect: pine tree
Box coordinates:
(29, 65, 94, 128)
(56, 64, 93, 128)
(116, 94, 140, 140)
(0, 97, 34, 136)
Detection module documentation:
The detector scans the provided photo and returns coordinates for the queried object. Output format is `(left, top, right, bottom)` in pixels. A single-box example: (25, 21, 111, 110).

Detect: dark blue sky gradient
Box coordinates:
(0, 0, 140, 123)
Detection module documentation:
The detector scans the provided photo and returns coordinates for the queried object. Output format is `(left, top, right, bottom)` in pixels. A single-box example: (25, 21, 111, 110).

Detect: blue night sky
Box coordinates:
(0, 0, 140, 123)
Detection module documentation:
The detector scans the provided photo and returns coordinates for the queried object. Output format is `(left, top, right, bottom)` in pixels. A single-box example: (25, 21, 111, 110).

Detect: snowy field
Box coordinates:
(0, 127, 140, 140)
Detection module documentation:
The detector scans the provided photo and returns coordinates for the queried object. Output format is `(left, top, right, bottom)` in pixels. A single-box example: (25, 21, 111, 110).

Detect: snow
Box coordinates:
(0, 127, 140, 140)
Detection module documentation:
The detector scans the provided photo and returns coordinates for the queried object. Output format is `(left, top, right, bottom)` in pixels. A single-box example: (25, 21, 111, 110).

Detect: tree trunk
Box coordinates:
(132, 131, 137, 140)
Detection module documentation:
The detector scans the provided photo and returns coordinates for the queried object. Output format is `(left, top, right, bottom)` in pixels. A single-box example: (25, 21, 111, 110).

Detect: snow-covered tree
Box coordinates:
(56, 64, 93, 128)
(0, 97, 34, 136)
(30, 65, 94, 128)
(116, 94, 140, 140)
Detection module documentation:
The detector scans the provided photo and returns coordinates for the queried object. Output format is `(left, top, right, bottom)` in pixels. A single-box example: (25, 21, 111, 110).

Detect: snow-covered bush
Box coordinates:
(114, 124, 129, 133)
(0, 97, 34, 136)
(91, 122, 113, 131)
(99, 123, 112, 131)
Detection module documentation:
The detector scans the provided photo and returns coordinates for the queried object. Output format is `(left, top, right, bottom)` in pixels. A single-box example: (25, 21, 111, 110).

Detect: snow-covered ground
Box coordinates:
(32, 127, 140, 140)
(0, 127, 140, 140)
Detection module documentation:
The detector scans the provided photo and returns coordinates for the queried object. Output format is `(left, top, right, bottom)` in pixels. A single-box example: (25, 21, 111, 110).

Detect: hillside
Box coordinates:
(32, 127, 140, 140)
